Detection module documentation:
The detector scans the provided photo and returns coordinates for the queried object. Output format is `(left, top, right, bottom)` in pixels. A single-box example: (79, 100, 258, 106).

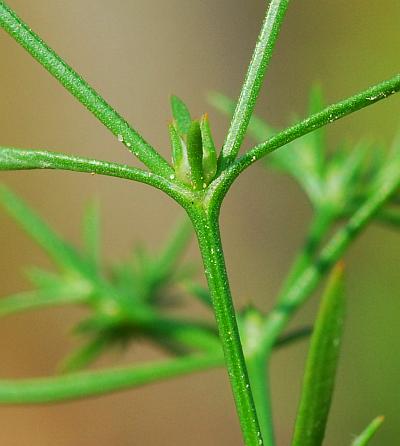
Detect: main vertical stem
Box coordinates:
(191, 206, 263, 446)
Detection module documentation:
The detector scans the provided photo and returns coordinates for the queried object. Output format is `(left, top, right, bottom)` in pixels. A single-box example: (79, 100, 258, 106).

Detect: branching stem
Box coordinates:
(0, 1, 173, 177)
(211, 74, 400, 203)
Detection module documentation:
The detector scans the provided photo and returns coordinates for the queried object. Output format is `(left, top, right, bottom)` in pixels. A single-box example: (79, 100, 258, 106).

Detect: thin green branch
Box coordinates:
(0, 327, 306, 405)
(219, 0, 289, 170)
(0, 147, 190, 205)
(0, 1, 173, 178)
(211, 74, 400, 202)
(0, 354, 222, 404)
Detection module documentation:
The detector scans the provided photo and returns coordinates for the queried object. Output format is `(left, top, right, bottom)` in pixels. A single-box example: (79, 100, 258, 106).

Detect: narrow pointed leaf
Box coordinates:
(0, 288, 87, 318)
(82, 200, 101, 268)
(58, 336, 111, 373)
(275, 326, 313, 349)
(351, 416, 384, 446)
(184, 282, 213, 308)
(208, 91, 275, 142)
(292, 262, 346, 446)
(170, 95, 192, 136)
(26, 267, 64, 289)
(0, 185, 89, 274)
(200, 114, 217, 184)
(169, 123, 191, 185)
(186, 120, 204, 189)
(156, 217, 193, 277)
(377, 207, 400, 227)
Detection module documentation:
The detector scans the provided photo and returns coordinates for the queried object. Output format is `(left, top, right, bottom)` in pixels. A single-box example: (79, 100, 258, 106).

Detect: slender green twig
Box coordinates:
(210, 74, 400, 203)
(219, 0, 289, 170)
(0, 353, 223, 404)
(0, 1, 173, 178)
(0, 147, 191, 205)
(0, 328, 308, 404)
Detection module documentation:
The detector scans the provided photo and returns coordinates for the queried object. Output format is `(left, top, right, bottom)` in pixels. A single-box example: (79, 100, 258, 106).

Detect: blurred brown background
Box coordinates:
(0, 0, 399, 444)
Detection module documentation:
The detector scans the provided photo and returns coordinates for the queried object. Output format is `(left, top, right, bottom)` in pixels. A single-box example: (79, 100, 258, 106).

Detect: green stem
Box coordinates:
(190, 205, 263, 446)
(220, 0, 290, 170)
(246, 355, 275, 446)
(0, 1, 173, 177)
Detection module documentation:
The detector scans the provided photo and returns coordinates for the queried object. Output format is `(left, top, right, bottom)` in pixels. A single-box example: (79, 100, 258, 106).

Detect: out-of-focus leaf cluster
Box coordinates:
(0, 185, 221, 372)
(0, 185, 313, 375)
(209, 89, 400, 226)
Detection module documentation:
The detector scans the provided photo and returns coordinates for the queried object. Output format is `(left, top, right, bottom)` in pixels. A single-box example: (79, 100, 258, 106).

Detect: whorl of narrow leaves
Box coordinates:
(169, 96, 217, 189)
(291, 263, 346, 446)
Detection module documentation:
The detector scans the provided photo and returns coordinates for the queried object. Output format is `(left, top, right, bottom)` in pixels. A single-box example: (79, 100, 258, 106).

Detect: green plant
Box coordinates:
(0, 1, 399, 445)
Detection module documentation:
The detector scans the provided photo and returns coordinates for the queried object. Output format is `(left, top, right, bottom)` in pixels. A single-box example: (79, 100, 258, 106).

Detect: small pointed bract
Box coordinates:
(170, 95, 192, 136)
(351, 416, 384, 446)
(186, 120, 204, 189)
(169, 123, 191, 185)
(200, 114, 217, 185)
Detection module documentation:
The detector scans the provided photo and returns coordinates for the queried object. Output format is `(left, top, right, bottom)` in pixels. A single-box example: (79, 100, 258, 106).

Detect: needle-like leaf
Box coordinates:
(58, 336, 111, 374)
(351, 416, 385, 446)
(291, 263, 346, 446)
(171, 95, 192, 136)
(0, 288, 87, 318)
(0, 184, 90, 275)
(82, 201, 101, 269)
